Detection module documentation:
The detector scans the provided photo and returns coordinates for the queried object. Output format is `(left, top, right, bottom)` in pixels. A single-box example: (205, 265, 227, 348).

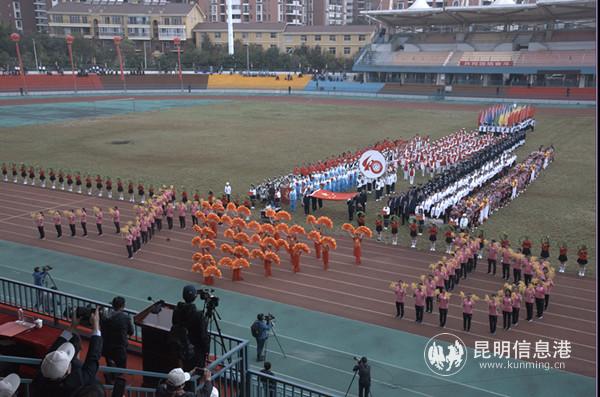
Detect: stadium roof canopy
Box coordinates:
(362, 0, 596, 28)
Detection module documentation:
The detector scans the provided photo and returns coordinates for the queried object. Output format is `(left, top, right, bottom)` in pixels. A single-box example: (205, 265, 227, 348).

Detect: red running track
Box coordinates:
(0, 182, 595, 377)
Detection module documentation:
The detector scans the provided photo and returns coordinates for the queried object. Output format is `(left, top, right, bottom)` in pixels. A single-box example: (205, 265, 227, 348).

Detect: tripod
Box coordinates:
(267, 321, 286, 358)
(344, 370, 357, 397)
(204, 304, 230, 363)
(44, 272, 58, 290)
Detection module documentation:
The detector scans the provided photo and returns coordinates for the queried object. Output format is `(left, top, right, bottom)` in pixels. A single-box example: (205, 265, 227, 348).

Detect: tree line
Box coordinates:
(0, 25, 355, 72)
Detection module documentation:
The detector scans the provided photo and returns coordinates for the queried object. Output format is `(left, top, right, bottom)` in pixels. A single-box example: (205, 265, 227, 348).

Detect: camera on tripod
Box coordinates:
(198, 288, 219, 311)
(261, 313, 276, 322)
(42, 265, 53, 272)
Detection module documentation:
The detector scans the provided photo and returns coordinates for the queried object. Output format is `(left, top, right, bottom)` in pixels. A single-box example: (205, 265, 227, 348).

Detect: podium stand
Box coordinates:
(133, 302, 176, 387)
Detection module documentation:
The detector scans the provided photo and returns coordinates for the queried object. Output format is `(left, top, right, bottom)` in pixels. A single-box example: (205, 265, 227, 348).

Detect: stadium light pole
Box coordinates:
(65, 34, 78, 94)
(10, 33, 27, 95)
(173, 36, 183, 92)
(113, 35, 127, 92)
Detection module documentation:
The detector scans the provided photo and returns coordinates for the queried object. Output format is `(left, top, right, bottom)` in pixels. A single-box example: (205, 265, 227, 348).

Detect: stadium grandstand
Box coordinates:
(353, 0, 596, 99)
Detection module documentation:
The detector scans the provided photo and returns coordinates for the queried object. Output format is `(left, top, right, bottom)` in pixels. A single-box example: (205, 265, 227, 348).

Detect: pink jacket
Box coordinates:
(534, 285, 546, 299)
(112, 210, 120, 223)
(488, 300, 498, 316)
(36, 217, 44, 227)
(394, 286, 405, 303)
(502, 297, 513, 312)
(524, 289, 535, 304)
(414, 290, 425, 307)
(439, 294, 449, 310)
(512, 293, 521, 308)
(488, 245, 498, 261)
(462, 299, 473, 314)
(53, 214, 61, 225)
(96, 211, 103, 224)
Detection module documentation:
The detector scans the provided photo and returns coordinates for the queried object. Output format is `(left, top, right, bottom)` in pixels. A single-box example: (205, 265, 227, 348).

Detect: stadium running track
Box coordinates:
(0, 182, 595, 378)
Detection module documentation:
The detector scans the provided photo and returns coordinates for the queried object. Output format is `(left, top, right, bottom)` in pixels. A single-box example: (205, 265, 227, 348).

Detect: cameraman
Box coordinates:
(252, 314, 272, 361)
(100, 297, 134, 382)
(352, 357, 371, 397)
(171, 286, 210, 370)
(32, 266, 50, 310)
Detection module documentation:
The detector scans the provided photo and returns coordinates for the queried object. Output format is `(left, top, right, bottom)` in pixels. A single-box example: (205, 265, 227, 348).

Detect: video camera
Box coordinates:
(261, 313, 276, 322)
(42, 265, 53, 272)
(198, 288, 219, 312)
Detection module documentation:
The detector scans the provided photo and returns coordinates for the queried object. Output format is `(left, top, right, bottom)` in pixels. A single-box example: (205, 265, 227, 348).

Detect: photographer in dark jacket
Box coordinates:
(171, 286, 210, 370)
(31, 308, 103, 397)
(100, 297, 134, 382)
(352, 357, 371, 397)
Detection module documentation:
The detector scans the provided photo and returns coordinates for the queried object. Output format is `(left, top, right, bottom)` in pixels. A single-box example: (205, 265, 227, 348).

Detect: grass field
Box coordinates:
(0, 98, 595, 272)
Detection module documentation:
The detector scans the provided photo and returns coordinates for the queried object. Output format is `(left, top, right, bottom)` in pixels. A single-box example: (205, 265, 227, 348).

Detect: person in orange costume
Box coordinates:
(320, 237, 337, 271)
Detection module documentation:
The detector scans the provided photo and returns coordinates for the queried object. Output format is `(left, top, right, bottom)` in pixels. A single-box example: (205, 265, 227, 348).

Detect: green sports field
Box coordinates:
(0, 96, 595, 272)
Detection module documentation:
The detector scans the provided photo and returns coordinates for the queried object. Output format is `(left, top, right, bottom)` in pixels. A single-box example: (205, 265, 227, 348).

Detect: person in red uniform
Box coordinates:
(577, 245, 588, 277)
(521, 236, 532, 257)
(390, 216, 399, 246)
(20, 164, 27, 184)
(444, 227, 454, 254)
(27, 166, 35, 185)
(353, 235, 363, 265)
(500, 234, 510, 249)
(128, 181, 135, 202)
(75, 173, 82, 193)
(11, 163, 18, 183)
(38, 167, 46, 188)
(409, 221, 418, 248)
(539, 237, 550, 260)
(148, 185, 155, 199)
(58, 170, 65, 190)
(105, 177, 113, 199)
(557, 243, 568, 273)
(137, 183, 145, 203)
(428, 224, 438, 251)
(85, 175, 93, 195)
(49, 168, 56, 189)
(1, 162, 7, 182)
(66, 173, 73, 192)
(375, 215, 383, 242)
(116, 178, 124, 200)
(95, 175, 103, 197)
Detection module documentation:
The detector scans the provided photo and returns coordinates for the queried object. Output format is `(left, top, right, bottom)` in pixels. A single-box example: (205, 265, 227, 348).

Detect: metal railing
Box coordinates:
(0, 276, 339, 397)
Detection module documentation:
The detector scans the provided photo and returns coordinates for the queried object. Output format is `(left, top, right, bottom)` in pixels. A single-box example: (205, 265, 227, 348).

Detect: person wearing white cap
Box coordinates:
(156, 367, 214, 397)
(0, 374, 20, 397)
(31, 308, 103, 397)
(224, 182, 232, 203)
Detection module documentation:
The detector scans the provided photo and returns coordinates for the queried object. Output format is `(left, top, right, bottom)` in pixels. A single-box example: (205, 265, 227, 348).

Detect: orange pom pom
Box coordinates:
(262, 236, 277, 248)
(276, 223, 289, 235)
(192, 263, 204, 272)
(276, 239, 289, 251)
(201, 201, 211, 209)
(237, 206, 251, 217)
(250, 233, 262, 244)
(226, 202, 237, 213)
(212, 203, 225, 213)
(233, 258, 250, 269)
(232, 218, 247, 230)
(260, 224, 275, 235)
(191, 236, 202, 247)
(355, 226, 373, 238)
(218, 257, 233, 267)
(192, 253, 203, 261)
(200, 239, 217, 250)
(220, 214, 233, 225)
(342, 223, 355, 233)
(207, 213, 221, 223)
(317, 216, 333, 229)
(306, 215, 317, 225)
(234, 232, 250, 244)
(233, 246, 250, 258)
(289, 225, 306, 235)
(265, 252, 281, 265)
(202, 227, 216, 239)
(194, 211, 205, 220)
(265, 209, 276, 219)
(293, 242, 310, 254)
(224, 229, 235, 239)
(204, 265, 222, 278)
(247, 221, 261, 231)
(275, 211, 292, 221)
(307, 230, 321, 241)
(220, 243, 234, 254)
(250, 249, 265, 259)
(193, 224, 203, 234)
(321, 236, 337, 249)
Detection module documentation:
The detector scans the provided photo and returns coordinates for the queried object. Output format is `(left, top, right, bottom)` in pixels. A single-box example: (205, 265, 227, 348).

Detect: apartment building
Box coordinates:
(0, 0, 55, 33)
(193, 22, 376, 57)
(47, 2, 204, 46)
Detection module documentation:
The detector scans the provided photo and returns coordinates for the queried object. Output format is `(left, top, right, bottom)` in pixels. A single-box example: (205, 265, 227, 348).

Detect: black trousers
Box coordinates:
(81, 222, 87, 236)
(38, 226, 45, 239)
(526, 302, 534, 320)
(103, 347, 127, 383)
(55, 225, 62, 238)
(489, 315, 497, 333)
(524, 274, 533, 286)
(472, 255, 478, 270)
(544, 295, 549, 310)
(513, 269, 521, 284)
(535, 298, 544, 318)
(503, 311, 512, 330)
(502, 263, 510, 279)
(425, 297, 433, 313)
(126, 245, 133, 258)
(156, 218, 162, 231)
(461, 263, 467, 279)
(415, 305, 424, 322)
(395, 302, 404, 318)
(358, 382, 370, 397)
(179, 216, 185, 228)
(191, 215, 197, 226)
(467, 258, 473, 273)
(114, 222, 120, 234)
(141, 231, 148, 244)
(69, 224, 76, 236)
(96, 223, 103, 235)
(512, 308, 520, 324)
(311, 197, 317, 211)
(439, 308, 448, 327)
(136, 238, 141, 251)
(488, 259, 496, 274)
(463, 313, 472, 331)
(167, 217, 173, 229)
